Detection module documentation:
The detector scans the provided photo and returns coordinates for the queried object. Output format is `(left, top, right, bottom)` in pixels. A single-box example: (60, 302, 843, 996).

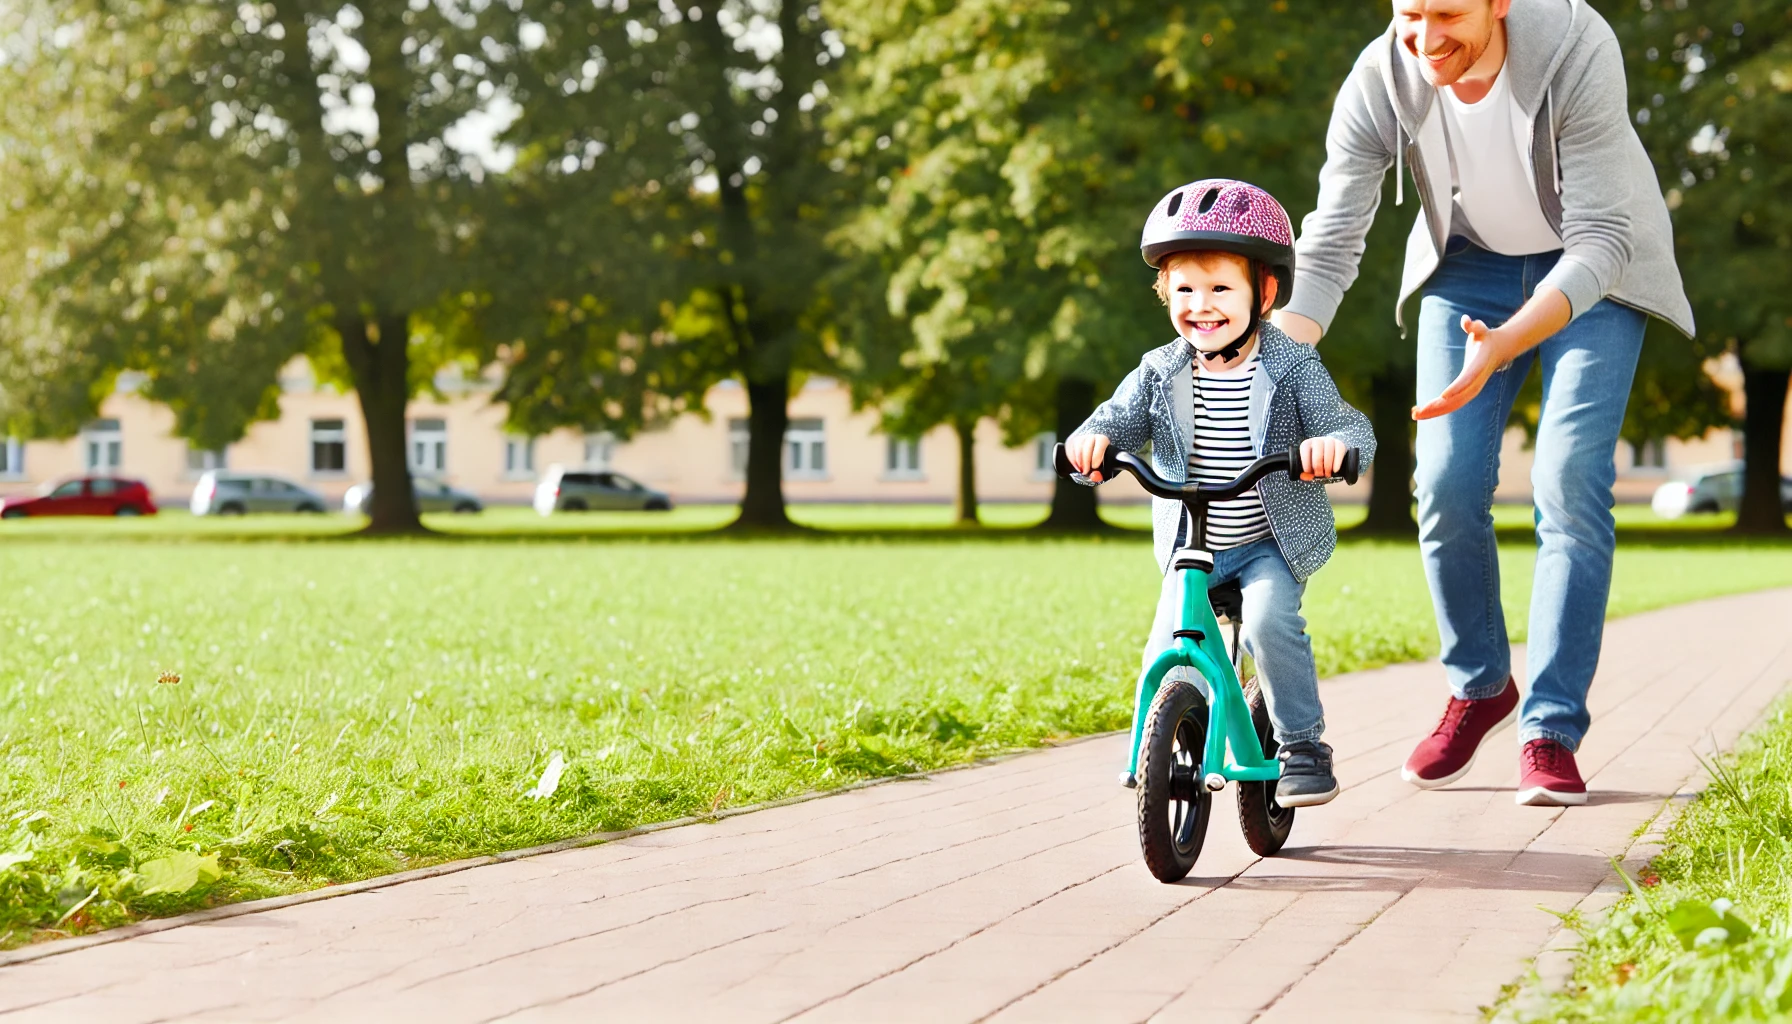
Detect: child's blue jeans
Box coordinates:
(1139, 538, 1324, 745)
(1415, 240, 1646, 752)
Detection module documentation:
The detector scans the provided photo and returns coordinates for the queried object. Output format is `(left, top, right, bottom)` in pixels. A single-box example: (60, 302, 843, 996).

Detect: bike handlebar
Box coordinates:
(1052, 442, 1360, 500)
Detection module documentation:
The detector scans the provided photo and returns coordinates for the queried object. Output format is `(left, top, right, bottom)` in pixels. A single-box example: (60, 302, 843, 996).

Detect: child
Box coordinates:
(1065, 178, 1375, 808)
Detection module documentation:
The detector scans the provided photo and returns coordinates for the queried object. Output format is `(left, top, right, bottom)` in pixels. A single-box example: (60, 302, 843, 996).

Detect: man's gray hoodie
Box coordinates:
(1068, 324, 1375, 583)
(1283, 0, 1693, 338)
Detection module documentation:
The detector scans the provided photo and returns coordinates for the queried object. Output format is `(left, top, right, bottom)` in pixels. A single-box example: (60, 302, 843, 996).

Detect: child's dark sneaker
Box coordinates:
(1401, 678, 1519, 789)
(1119, 770, 1139, 789)
(1275, 740, 1339, 807)
(1516, 738, 1588, 806)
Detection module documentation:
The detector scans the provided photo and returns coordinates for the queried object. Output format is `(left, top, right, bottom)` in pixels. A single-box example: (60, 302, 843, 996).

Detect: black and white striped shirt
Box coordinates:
(1187, 355, 1271, 550)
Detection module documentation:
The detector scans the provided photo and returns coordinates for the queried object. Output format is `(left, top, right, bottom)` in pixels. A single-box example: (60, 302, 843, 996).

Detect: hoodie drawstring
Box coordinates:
(1548, 88, 1563, 195)
(1395, 123, 1405, 206)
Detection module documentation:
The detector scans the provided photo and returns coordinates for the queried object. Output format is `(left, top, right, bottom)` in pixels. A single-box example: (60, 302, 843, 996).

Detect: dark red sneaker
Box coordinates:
(1517, 739, 1588, 806)
(1401, 679, 1519, 789)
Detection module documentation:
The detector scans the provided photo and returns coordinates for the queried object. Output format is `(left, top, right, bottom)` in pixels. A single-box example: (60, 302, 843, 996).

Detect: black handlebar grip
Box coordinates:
(1051, 442, 1120, 481)
(1052, 443, 1076, 479)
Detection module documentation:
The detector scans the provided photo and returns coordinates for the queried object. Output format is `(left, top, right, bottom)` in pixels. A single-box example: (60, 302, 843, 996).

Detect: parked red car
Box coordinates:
(0, 477, 158, 518)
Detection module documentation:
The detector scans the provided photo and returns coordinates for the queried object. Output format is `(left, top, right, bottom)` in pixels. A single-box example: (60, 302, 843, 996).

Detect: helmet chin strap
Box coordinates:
(1192, 260, 1263, 365)
(1195, 329, 1253, 365)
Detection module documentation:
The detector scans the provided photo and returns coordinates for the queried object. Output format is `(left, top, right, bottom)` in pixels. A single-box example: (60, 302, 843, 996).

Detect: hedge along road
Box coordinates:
(1, 523, 1790, 949)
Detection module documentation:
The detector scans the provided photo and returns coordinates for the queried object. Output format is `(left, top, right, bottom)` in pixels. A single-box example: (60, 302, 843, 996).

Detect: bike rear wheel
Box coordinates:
(1236, 678, 1295, 856)
(1137, 679, 1213, 883)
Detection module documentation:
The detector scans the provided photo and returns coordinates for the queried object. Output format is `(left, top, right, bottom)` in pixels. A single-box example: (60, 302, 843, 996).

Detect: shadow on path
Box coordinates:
(1188, 844, 1627, 893)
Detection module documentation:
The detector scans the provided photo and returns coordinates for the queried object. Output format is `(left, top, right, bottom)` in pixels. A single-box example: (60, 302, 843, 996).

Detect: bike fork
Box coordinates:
(1124, 562, 1226, 778)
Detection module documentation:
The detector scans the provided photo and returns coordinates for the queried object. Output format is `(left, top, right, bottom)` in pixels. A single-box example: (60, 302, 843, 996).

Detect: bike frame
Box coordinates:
(1052, 440, 1359, 790)
(1124, 554, 1278, 788)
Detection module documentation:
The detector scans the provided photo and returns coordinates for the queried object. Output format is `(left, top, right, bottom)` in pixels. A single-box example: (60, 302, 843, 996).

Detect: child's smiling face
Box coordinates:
(1162, 252, 1262, 353)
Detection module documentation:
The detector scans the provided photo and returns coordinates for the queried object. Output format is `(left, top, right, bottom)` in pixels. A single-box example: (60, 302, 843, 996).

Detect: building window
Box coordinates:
(1630, 438, 1667, 471)
(185, 445, 227, 475)
(727, 417, 828, 479)
(728, 418, 750, 477)
(82, 419, 122, 473)
(885, 437, 923, 479)
(786, 418, 827, 479)
(504, 435, 536, 477)
(0, 437, 22, 479)
(409, 418, 447, 475)
(584, 432, 616, 469)
(1032, 433, 1056, 479)
(310, 419, 347, 474)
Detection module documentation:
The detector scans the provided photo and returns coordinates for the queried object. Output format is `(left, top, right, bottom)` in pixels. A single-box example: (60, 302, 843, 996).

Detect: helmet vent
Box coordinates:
(1197, 187, 1221, 214)
(1164, 191, 1183, 218)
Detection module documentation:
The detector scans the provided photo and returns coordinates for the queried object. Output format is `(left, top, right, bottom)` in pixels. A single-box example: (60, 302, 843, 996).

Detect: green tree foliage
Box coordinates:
(1617, 0, 1791, 532)
(489, 0, 849, 529)
(827, 230, 994, 523)
(0, 0, 507, 533)
(831, 0, 1402, 530)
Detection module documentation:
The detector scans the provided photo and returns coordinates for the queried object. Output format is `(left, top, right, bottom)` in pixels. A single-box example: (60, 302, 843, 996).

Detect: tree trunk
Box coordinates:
(1732, 361, 1790, 535)
(952, 416, 979, 525)
(341, 312, 423, 535)
(1352, 364, 1418, 536)
(1038, 376, 1105, 530)
(733, 374, 797, 529)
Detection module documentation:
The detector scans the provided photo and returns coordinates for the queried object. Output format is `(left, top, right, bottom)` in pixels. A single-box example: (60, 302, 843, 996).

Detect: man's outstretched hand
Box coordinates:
(1411, 286, 1571, 421)
(1411, 314, 1512, 420)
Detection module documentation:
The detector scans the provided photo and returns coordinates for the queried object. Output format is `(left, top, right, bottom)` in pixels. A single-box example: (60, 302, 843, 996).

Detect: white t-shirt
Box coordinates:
(1437, 65, 1563, 256)
(1187, 353, 1271, 551)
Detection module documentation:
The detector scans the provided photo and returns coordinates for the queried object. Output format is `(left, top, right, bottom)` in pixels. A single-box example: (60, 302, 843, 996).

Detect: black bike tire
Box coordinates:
(1236, 677, 1295, 857)
(1136, 679, 1213, 883)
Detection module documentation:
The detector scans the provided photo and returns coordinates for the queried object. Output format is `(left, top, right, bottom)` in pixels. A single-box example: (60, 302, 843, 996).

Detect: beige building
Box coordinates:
(0, 359, 1785, 510)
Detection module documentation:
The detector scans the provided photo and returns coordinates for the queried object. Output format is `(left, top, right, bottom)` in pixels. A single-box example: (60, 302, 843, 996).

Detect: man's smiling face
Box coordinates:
(1393, 0, 1509, 88)
(1164, 253, 1261, 353)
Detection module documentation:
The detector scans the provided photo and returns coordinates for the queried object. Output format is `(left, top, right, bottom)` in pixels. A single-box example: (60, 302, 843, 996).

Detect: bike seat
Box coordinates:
(1209, 580, 1244, 624)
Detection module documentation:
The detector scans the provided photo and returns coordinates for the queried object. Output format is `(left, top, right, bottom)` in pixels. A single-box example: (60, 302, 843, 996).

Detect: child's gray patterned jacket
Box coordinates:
(1067, 323, 1376, 582)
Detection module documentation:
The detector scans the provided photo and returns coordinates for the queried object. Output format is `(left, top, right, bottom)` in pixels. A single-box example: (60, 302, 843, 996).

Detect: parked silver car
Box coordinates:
(1652, 463, 1792, 519)
(534, 468, 672, 514)
(342, 477, 484, 515)
(190, 472, 328, 515)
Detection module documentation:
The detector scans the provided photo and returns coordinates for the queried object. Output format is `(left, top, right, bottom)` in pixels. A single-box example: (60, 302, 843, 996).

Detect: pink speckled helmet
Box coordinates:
(1140, 178, 1296, 308)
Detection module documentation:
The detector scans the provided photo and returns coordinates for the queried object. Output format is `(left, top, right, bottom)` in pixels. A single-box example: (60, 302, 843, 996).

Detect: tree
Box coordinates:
(832, 0, 1405, 531)
(488, 0, 849, 530)
(1306, 176, 1417, 536)
(0, 0, 505, 534)
(1617, 0, 1791, 533)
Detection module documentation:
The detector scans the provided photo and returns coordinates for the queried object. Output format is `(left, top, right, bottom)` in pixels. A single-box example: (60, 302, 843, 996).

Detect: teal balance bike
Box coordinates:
(1052, 442, 1361, 882)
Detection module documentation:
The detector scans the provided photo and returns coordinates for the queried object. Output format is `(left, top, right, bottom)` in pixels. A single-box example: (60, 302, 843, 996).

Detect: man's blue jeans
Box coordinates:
(1415, 240, 1646, 752)
(1140, 539, 1324, 745)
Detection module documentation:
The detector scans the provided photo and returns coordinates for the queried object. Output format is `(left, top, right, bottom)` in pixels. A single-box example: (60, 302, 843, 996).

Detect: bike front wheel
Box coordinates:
(1236, 678, 1295, 856)
(1137, 679, 1213, 883)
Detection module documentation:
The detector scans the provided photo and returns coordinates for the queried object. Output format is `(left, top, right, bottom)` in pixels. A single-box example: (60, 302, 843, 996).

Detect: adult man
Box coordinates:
(1272, 0, 1692, 805)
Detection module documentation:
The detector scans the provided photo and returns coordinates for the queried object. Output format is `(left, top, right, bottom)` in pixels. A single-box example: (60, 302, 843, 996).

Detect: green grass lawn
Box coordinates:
(1, 517, 1790, 949)
(0, 499, 1773, 540)
(1528, 702, 1792, 1022)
